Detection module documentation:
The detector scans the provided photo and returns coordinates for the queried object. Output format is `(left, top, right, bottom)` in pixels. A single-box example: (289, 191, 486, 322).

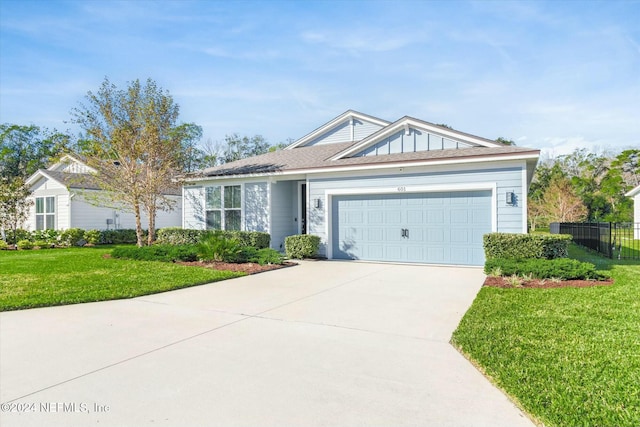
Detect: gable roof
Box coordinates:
(26, 169, 182, 196)
(285, 110, 391, 149)
(331, 116, 503, 160)
(190, 141, 539, 180)
(48, 153, 97, 173)
(626, 184, 640, 197)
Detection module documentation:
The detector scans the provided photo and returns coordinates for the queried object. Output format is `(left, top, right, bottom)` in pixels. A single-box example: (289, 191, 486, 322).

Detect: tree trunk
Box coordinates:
(147, 204, 156, 246)
(133, 201, 144, 247)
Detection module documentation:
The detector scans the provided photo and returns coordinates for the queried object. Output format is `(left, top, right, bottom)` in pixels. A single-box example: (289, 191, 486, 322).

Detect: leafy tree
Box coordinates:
(537, 177, 588, 223)
(173, 123, 204, 173)
(496, 137, 516, 146)
(72, 77, 194, 246)
(221, 134, 270, 164)
(0, 124, 70, 240)
(0, 177, 32, 243)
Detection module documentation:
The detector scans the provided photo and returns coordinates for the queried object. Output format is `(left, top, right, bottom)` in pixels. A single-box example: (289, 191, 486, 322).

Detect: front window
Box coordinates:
(205, 185, 241, 230)
(35, 196, 55, 230)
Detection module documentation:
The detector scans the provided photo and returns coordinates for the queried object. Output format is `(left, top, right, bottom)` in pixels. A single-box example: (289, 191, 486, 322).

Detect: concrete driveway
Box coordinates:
(0, 261, 534, 427)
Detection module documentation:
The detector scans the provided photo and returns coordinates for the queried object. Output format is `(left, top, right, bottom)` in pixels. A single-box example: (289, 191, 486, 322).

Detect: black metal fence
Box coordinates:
(551, 222, 640, 260)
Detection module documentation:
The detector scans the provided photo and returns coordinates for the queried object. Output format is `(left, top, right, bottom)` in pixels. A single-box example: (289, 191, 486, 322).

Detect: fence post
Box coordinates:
(609, 222, 613, 259)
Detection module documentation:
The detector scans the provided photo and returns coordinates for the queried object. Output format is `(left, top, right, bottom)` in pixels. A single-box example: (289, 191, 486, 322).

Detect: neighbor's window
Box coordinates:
(205, 185, 241, 230)
(35, 196, 55, 230)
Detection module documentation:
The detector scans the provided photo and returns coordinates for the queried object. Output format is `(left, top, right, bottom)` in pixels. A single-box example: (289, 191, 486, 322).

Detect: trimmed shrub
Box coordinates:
(99, 229, 141, 244)
(59, 228, 86, 246)
(156, 228, 271, 249)
(285, 234, 320, 259)
(483, 233, 572, 260)
(84, 230, 101, 245)
(111, 245, 199, 262)
(156, 227, 204, 245)
(484, 258, 607, 281)
(17, 240, 33, 250)
(0, 240, 8, 250)
(197, 232, 243, 262)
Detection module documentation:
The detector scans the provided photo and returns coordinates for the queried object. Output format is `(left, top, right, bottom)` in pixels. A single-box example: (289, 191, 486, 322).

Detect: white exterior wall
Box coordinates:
(634, 194, 640, 239)
(70, 192, 181, 230)
(25, 177, 70, 231)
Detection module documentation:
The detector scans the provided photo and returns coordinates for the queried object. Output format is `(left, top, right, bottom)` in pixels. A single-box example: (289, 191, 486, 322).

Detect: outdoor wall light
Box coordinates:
(314, 198, 321, 209)
(506, 191, 516, 206)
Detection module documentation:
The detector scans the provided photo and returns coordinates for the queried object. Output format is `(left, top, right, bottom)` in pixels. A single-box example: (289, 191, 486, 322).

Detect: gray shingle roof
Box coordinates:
(42, 170, 182, 196)
(191, 142, 539, 178)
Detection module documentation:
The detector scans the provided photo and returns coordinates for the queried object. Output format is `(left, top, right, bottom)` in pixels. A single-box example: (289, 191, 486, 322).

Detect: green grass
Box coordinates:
(0, 246, 245, 311)
(452, 245, 640, 427)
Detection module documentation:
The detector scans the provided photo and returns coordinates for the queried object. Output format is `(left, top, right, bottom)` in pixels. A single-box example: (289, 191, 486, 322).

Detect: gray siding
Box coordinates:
(353, 119, 385, 140)
(183, 186, 205, 230)
(244, 182, 268, 232)
(305, 119, 384, 146)
(270, 181, 296, 251)
(308, 165, 525, 257)
(356, 128, 473, 157)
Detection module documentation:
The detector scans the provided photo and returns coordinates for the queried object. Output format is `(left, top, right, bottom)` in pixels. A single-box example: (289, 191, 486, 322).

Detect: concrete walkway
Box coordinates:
(0, 261, 534, 427)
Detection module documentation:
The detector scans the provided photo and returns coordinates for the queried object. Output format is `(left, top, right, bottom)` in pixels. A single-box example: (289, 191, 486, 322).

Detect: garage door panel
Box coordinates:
(333, 191, 491, 265)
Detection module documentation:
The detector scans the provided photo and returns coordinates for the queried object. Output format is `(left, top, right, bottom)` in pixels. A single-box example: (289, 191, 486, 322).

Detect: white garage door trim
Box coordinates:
(324, 182, 497, 261)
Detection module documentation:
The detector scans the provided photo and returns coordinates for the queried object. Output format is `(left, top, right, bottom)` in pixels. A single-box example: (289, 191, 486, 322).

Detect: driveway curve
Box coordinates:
(0, 261, 534, 427)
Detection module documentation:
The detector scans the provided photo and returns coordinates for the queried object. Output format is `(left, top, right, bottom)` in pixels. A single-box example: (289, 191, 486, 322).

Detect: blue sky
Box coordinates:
(1, 0, 638, 157)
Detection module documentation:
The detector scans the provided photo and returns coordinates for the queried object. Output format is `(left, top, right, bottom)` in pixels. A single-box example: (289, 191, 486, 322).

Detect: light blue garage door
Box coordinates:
(332, 191, 492, 265)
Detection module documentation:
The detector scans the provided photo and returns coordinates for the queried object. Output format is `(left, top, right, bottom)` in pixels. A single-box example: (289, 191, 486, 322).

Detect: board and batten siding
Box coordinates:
(308, 162, 527, 257)
(244, 182, 269, 232)
(269, 181, 296, 251)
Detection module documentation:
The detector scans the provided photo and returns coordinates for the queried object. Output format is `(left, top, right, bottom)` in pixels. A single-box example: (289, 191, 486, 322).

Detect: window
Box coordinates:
(205, 185, 241, 230)
(224, 185, 242, 231)
(35, 196, 55, 230)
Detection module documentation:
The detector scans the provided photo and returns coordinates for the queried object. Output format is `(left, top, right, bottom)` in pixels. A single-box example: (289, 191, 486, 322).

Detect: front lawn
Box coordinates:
(452, 245, 640, 427)
(0, 246, 245, 311)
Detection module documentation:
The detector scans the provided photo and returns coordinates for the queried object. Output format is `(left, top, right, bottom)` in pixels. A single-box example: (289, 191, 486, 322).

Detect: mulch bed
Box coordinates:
(483, 276, 614, 289)
(176, 260, 297, 275)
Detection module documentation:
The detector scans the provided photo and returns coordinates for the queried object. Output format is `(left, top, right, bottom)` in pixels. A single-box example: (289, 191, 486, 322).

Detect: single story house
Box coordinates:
(625, 184, 640, 239)
(24, 154, 182, 231)
(182, 110, 540, 266)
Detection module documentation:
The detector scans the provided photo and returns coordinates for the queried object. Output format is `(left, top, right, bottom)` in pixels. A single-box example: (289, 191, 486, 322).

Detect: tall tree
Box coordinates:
(72, 77, 192, 246)
(221, 134, 270, 164)
(0, 124, 70, 241)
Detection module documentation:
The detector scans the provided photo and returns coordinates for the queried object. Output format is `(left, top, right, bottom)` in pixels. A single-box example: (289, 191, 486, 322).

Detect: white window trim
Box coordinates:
(35, 196, 56, 230)
(204, 184, 244, 231)
(323, 183, 497, 260)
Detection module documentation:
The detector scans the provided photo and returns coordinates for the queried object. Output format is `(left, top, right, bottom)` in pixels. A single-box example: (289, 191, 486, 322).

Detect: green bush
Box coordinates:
(33, 240, 53, 249)
(0, 240, 8, 250)
(111, 245, 199, 262)
(17, 240, 33, 250)
(4, 229, 31, 245)
(156, 228, 271, 249)
(100, 229, 141, 244)
(156, 227, 204, 245)
(285, 234, 321, 259)
(84, 229, 101, 245)
(483, 233, 572, 260)
(197, 232, 243, 262)
(253, 248, 284, 265)
(484, 258, 607, 281)
(59, 228, 86, 246)
(32, 229, 58, 244)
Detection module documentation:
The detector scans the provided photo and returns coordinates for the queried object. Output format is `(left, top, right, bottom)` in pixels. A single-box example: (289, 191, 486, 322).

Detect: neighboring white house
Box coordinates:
(182, 110, 541, 266)
(626, 184, 640, 239)
(24, 154, 182, 231)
